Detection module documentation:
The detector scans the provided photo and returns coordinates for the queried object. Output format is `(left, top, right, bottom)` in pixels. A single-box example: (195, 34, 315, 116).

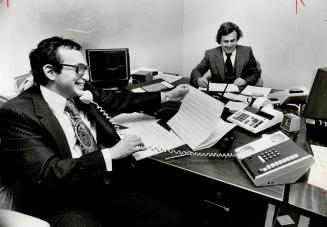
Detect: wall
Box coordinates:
(1, 0, 327, 93)
(0, 0, 184, 93)
(183, 0, 327, 89)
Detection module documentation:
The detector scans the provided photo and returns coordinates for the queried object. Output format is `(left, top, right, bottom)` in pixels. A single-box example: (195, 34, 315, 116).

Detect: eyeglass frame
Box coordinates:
(59, 63, 90, 78)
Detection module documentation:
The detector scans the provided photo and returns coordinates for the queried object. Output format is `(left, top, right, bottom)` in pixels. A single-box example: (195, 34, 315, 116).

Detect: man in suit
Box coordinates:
(190, 22, 260, 88)
(0, 37, 192, 227)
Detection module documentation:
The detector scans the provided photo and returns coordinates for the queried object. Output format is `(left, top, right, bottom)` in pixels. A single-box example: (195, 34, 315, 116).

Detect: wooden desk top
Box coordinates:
(128, 78, 325, 217)
(150, 124, 286, 202)
(289, 119, 327, 218)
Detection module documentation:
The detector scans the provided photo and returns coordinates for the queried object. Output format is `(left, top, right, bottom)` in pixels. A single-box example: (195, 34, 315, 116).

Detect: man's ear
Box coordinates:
(43, 64, 56, 81)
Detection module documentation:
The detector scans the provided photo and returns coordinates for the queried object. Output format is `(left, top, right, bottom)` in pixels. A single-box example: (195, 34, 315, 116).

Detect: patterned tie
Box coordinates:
(65, 99, 98, 154)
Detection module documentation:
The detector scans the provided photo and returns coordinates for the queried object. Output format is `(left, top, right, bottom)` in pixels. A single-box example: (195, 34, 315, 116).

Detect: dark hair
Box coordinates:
(29, 36, 82, 85)
(216, 22, 243, 44)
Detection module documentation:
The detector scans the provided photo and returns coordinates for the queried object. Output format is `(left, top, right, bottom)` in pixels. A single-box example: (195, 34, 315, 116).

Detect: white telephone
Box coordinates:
(227, 97, 283, 134)
(235, 131, 314, 186)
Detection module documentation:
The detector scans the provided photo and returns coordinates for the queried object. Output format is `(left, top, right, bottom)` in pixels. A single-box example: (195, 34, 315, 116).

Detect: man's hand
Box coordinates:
(163, 84, 189, 102)
(109, 135, 146, 160)
(196, 78, 209, 88)
(233, 78, 247, 86)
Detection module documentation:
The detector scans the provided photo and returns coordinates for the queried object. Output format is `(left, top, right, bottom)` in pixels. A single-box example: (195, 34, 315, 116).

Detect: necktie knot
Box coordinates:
(226, 53, 232, 58)
(65, 99, 79, 116)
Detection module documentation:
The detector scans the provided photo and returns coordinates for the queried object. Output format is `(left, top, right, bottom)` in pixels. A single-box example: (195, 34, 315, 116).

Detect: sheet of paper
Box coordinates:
(131, 87, 146, 93)
(167, 87, 234, 150)
(308, 145, 327, 190)
(225, 101, 249, 113)
(155, 73, 183, 83)
(121, 122, 185, 160)
(199, 83, 239, 93)
(197, 119, 236, 150)
(241, 85, 272, 97)
(223, 92, 249, 102)
(111, 112, 158, 128)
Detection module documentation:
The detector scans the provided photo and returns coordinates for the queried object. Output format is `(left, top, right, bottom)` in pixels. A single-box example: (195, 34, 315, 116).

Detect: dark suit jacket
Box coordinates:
(0, 83, 161, 219)
(190, 45, 260, 86)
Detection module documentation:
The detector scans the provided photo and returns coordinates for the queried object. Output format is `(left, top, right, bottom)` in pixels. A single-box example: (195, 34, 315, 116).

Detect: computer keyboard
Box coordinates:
(142, 83, 168, 92)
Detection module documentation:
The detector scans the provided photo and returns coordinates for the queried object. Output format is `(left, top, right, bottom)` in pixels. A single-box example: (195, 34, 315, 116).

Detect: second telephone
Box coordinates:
(227, 97, 283, 134)
(235, 131, 314, 186)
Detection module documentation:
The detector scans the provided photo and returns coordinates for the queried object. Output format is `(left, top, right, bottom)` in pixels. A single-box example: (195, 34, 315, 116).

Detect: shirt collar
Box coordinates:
(40, 85, 67, 114)
(223, 48, 236, 57)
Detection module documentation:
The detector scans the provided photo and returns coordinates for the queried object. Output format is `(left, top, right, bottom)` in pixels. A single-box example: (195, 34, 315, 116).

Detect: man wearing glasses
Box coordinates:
(0, 37, 191, 227)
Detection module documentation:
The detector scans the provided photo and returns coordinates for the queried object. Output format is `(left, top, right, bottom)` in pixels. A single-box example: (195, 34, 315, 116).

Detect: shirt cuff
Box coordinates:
(160, 92, 169, 103)
(101, 148, 113, 171)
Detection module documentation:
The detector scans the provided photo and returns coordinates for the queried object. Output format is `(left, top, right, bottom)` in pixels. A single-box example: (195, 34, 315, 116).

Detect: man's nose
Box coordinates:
(82, 70, 90, 81)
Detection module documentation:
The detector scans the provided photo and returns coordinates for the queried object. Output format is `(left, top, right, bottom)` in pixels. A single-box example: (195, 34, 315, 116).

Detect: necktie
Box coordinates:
(225, 53, 233, 77)
(65, 99, 98, 154)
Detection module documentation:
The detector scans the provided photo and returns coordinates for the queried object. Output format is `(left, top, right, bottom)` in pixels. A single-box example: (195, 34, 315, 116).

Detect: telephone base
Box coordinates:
(235, 131, 314, 187)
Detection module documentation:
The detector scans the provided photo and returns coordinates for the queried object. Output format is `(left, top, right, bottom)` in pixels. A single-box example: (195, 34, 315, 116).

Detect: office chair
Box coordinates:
(255, 60, 263, 87)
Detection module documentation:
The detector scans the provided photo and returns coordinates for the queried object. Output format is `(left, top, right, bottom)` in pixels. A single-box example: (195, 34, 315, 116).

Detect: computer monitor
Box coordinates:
(85, 48, 130, 89)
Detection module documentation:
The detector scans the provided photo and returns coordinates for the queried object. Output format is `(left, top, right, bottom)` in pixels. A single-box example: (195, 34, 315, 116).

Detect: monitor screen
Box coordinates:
(85, 48, 130, 88)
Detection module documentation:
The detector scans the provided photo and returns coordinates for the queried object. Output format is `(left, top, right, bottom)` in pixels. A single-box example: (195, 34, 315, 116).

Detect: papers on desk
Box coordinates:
(199, 83, 239, 93)
(241, 85, 271, 97)
(111, 112, 158, 128)
(154, 73, 183, 84)
(167, 86, 236, 151)
(308, 145, 327, 190)
(121, 122, 185, 161)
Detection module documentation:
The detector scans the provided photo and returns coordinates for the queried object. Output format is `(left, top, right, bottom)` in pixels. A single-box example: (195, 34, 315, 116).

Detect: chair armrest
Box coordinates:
(0, 209, 50, 227)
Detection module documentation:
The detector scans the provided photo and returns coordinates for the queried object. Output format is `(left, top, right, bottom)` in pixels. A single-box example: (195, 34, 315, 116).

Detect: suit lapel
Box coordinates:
(214, 47, 226, 81)
(235, 46, 245, 78)
(32, 87, 72, 158)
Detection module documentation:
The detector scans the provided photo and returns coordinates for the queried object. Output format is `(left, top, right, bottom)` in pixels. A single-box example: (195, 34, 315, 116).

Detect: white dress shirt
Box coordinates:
(40, 86, 112, 171)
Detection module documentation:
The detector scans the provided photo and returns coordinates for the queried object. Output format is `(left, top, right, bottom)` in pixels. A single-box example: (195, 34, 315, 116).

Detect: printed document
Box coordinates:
(167, 87, 236, 151)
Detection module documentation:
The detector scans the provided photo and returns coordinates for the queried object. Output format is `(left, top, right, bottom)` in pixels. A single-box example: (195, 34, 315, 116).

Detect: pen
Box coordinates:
(164, 154, 190, 161)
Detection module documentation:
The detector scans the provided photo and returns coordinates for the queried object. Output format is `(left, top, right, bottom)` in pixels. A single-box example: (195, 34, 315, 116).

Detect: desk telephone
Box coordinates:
(235, 131, 314, 186)
(80, 91, 236, 159)
(227, 97, 283, 134)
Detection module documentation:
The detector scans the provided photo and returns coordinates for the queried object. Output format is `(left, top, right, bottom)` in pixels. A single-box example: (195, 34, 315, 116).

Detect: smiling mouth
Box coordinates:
(75, 81, 84, 89)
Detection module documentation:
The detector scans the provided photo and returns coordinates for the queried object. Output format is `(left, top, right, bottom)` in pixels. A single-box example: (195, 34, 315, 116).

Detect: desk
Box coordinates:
(128, 78, 325, 226)
(286, 119, 327, 225)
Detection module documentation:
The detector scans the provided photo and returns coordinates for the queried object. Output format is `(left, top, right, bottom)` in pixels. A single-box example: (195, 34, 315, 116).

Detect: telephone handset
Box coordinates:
(227, 97, 283, 134)
(79, 90, 113, 121)
(79, 90, 121, 146)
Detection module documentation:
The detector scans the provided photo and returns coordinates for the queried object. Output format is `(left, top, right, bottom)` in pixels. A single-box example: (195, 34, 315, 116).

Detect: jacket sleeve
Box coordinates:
(0, 105, 109, 190)
(84, 81, 162, 115)
(190, 51, 210, 87)
(241, 47, 260, 85)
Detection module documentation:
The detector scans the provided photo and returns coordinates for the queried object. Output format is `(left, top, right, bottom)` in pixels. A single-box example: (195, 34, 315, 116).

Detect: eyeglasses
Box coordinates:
(60, 63, 90, 77)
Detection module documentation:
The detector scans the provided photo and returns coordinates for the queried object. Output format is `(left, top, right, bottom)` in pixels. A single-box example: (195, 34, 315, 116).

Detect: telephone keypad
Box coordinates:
(258, 153, 299, 173)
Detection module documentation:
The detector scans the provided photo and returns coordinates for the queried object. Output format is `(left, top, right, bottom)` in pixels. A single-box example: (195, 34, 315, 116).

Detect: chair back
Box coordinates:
(0, 96, 16, 211)
(255, 60, 263, 87)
